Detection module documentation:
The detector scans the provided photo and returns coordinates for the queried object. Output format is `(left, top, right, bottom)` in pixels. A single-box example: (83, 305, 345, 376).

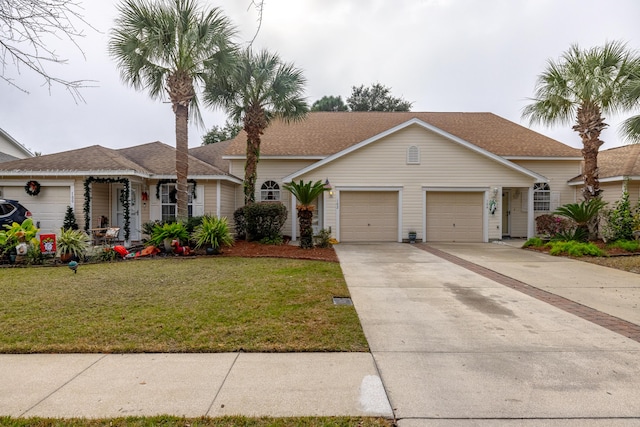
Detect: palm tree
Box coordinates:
(283, 180, 327, 248)
(109, 0, 236, 219)
(204, 48, 308, 205)
(522, 41, 640, 201)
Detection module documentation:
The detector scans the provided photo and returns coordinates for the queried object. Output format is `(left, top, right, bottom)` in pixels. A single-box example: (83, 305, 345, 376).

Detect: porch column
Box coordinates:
(527, 186, 535, 238)
(290, 194, 297, 241)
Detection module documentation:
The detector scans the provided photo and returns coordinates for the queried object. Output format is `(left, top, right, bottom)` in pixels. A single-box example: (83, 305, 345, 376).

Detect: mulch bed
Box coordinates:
(219, 240, 339, 262)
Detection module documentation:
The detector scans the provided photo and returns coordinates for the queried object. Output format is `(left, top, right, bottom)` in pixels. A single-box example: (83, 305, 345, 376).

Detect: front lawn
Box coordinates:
(0, 257, 368, 353)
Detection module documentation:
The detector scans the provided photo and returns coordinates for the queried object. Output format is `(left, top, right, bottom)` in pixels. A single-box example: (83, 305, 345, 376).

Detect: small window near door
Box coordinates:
(407, 145, 420, 164)
(533, 183, 551, 211)
(260, 180, 280, 201)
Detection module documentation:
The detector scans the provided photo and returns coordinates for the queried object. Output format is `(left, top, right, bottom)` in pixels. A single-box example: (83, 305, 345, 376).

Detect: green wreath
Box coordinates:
(25, 180, 41, 196)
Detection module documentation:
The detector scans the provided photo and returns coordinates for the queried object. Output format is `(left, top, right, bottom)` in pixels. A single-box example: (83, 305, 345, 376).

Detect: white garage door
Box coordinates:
(426, 192, 483, 242)
(340, 191, 398, 242)
(3, 186, 71, 233)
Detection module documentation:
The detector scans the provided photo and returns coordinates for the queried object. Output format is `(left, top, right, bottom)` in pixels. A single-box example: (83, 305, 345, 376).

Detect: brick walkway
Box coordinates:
(419, 244, 640, 343)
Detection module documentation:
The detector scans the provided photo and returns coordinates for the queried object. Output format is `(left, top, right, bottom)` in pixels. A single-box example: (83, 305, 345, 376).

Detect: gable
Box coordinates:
(0, 128, 33, 159)
(285, 121, 546, 185)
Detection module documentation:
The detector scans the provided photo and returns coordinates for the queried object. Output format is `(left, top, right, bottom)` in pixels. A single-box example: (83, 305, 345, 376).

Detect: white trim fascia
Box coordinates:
(568, 175, 640, 186)
(283, 118, 548, 183)
(337, 185, 403, 192)
(505, 156, 583, 161)
(150, 174, 243, 184)
(0, 170, 150, 177)
(0, 128, 33, 157)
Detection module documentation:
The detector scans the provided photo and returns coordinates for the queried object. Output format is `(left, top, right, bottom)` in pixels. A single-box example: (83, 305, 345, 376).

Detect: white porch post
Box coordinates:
(527, 186, 535, 239)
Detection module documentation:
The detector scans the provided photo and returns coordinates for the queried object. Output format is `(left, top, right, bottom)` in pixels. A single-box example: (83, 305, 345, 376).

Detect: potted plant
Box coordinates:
(191, 215, 234, 254)
(57, 228, 90, 262)
(147, 221, 189, 252)
(408, 230, 417, 243)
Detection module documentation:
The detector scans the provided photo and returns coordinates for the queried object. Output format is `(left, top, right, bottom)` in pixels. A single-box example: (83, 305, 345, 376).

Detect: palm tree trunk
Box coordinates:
(243, 105, 267, 205)
(573, 102, 607, 201)
(297, 207, 314, 249)
(175, 103, 189, 220)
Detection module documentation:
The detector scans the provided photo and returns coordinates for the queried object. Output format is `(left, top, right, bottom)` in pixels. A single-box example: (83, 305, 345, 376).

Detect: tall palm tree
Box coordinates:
(283, 180, 327, 248)
(522, 41, 640, 201)
(109, 0, 236, 219)
(204, 48, 308, 205)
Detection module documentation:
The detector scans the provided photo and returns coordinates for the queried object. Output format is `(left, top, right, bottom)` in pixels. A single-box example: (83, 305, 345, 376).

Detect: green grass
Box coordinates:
(0, 258, 368, 353)
(0, 417, 393, 427)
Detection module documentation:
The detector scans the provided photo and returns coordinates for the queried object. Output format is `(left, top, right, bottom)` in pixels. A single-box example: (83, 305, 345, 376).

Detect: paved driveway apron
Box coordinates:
(335, 243, 640, 426)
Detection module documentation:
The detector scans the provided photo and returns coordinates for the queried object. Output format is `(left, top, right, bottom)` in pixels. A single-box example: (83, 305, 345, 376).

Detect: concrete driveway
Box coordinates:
(334, 243, 640, 426)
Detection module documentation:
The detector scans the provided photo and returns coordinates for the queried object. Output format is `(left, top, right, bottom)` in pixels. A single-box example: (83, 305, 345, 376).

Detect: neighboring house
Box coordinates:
(224, 112, 583, 242)
(0, 127, 33, 163)
(0, 142, 241, 241)
(569, 143, 640, 206)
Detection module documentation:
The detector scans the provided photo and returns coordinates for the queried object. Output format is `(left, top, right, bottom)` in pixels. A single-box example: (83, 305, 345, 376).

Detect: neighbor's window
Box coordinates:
(533, 183, 551, 211)
(260, 180, 280, 201)
(161, 183, 194, 221)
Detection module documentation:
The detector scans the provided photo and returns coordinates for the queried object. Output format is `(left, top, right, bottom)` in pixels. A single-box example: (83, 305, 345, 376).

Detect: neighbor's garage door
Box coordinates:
(3, 186, 70, 233)
(426, 192, 483, 242)
(340, 191, 398, 242)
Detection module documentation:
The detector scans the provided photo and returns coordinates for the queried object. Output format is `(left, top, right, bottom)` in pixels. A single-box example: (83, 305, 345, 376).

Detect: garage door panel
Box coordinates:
(340, 191, 398, 242)
(2, 186, 70, 234)
(426, 192, 483, 242)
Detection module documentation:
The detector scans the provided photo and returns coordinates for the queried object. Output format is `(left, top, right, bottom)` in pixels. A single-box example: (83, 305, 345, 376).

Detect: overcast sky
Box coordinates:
(3, 0, 640, 155)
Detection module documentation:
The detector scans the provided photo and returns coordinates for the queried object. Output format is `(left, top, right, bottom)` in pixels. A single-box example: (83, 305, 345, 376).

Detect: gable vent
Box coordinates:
(407, 145, 420, 164)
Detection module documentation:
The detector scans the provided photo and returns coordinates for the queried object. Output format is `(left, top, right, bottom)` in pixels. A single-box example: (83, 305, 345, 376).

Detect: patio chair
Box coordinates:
(103, 227, 121, 245)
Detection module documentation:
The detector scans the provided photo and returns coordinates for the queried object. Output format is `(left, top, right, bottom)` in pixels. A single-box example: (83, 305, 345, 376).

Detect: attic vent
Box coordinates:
(407, 145, 420, 164)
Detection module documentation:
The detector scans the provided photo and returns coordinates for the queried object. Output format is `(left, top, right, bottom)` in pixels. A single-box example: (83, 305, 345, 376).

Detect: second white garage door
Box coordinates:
(426, 192, 484, 242)
(340, 191, 398, 242)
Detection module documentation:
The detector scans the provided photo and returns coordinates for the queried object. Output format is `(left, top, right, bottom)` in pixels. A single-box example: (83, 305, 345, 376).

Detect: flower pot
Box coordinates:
(206, 247, 220, 255)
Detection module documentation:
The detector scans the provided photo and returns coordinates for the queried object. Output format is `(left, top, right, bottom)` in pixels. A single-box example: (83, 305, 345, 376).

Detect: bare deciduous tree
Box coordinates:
(0, 0, 90, 99)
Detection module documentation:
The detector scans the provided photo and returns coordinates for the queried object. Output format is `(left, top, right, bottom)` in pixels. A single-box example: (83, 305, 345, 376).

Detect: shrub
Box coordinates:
(608, 239, 640, 252)
(554, 199, 607, 240)
(147, 222, 189, 247)
(57, 228, 91, 258)
(191, 216, 234, 251)
(550, 227, 589, 242)
(244, 202, 287, 242)
(62, 206, 79, 230)
(523, 237, 545, 248)
(315, 228, 333, 248)
(547, 241, 604, 257)
(535, 214, 571, 237)
(184, 216, 204, 233)
(601, 192, 636, 241)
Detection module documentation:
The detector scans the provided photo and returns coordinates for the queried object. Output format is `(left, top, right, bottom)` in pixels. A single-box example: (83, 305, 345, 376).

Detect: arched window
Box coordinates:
(533, 183, 550, 211)
(260, 180, 280, 201)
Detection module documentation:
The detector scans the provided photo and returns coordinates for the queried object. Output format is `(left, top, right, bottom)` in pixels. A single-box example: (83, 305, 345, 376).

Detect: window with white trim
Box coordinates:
(533, 183, 551, 211)
(161, 183, 194, 221)
(260, 180, 280, 201)
(407, 145, 420, 164)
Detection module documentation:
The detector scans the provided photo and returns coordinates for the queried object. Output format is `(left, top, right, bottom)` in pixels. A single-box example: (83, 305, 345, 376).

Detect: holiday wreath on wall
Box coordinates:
(25, 180, 41, 196)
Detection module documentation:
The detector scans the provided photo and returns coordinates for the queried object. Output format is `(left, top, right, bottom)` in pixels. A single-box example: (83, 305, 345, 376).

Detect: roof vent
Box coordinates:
(407, 145, 420, 164)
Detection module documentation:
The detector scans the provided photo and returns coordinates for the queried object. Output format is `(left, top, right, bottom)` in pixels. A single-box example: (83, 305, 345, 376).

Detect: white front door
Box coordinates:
(112, 184, 141, 243)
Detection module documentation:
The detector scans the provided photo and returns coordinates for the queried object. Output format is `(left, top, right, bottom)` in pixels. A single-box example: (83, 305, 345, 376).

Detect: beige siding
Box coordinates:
(220, 181, 238, 231)
(292, 125, 540, 241)
(600, 182, 627, 205)
(203, 181, 217, 215)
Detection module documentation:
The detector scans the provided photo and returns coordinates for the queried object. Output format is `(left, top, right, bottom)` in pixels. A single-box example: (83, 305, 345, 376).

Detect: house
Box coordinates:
(0, 127, 33, 163)
(0, 141, 241, 241)
(569, 143, 640, 206)
(5, 111, 631, 244)
(224, 112, 583, 242)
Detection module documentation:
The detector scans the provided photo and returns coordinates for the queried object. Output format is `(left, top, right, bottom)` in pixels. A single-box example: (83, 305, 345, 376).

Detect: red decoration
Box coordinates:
(40, 234, 56, 255)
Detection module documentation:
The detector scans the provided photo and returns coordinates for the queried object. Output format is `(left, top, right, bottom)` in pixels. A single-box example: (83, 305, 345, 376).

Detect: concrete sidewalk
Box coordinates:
(0, 352, 392, 418)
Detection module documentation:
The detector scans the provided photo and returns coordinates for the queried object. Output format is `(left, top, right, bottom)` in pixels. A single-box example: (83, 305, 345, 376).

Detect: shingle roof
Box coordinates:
(597, 144, 640, 178)
(189, 139, 233, 173)
(0, 145, 148, 173)
(0, 141, 234, 177)
(224, 112, 581, 158)
(117, 141, 230, 176)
